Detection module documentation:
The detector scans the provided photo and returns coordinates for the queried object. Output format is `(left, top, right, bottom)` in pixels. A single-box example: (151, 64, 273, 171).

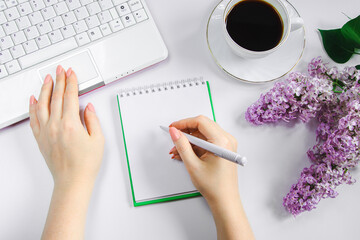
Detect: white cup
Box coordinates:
(222, 0, 304, 58)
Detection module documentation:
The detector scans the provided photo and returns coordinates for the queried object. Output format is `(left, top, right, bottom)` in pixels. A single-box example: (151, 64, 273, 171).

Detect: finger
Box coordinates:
(36, 74, 53, 125)
(192, 145, 207, 157)
(171, 115, 223, 140)
(169, 127, 200, 170)
(84, 103, 103, 137)
(50, 65, 66, 120)
(189, 130, 206, 140)
(29, 95, 40, 137)
(170, 130, 207, 157)
(172, 153, 181, 161)
(63, 68, 79, 119)
(171, 145, 206, 159)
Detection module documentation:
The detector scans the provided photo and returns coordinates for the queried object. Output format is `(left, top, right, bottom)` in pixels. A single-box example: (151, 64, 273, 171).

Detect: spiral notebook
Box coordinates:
(116, 77, 216, 206)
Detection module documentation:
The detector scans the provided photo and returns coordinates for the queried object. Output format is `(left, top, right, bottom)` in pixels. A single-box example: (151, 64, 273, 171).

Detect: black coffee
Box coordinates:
(226, 0, 283, 51)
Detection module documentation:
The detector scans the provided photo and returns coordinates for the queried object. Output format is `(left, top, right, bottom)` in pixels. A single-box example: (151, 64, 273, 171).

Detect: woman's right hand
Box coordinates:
(168, 115, 239, 204)
(169, 116, 255, 240)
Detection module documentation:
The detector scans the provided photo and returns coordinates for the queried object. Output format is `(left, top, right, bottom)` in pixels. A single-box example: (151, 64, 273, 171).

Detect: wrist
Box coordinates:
(206, 191, 242, 212)
(53, 176, 96, 193)
(203, 184, 241, 208)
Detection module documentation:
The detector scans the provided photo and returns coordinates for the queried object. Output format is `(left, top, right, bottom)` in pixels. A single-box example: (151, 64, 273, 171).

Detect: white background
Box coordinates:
(1, 0, 360, 239)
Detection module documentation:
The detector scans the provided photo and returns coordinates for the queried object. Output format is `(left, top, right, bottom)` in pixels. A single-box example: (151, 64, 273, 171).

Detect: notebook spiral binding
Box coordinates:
(119, 77, 205, 98)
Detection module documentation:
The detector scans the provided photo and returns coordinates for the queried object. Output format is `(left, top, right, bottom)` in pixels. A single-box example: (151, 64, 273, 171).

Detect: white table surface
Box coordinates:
(1, 0, 360, 239)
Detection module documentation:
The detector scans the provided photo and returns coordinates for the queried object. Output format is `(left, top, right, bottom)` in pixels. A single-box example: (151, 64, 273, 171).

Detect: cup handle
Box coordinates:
(290, 17, 304, 32)
(282, 0, 304, 31)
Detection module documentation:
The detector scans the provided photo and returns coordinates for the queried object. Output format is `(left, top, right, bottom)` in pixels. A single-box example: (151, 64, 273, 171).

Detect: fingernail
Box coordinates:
(56, 65, 63, 75)
(169, 127, 180, 141)
(87, 103, 95, 112)
(66, 68, 72, 77)
(44, 74, 51, 84)
(30, 95, 35, 105)
(169, 146, 176, 154)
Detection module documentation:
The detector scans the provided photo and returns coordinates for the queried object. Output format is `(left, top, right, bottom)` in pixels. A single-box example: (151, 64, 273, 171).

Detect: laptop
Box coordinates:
(0, 0, 168, 129)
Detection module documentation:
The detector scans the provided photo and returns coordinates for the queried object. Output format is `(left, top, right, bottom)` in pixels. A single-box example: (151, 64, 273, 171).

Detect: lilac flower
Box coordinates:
(283, 162, 354, 216)
(246, 57, 360, 216)
(245, 71, 333, 125)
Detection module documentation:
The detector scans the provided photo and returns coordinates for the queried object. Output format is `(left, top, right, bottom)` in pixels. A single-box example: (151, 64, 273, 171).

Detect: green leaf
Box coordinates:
(356, 65, 360, 70)
(319, 29, 354, 63)
(341, 15, 360, 48)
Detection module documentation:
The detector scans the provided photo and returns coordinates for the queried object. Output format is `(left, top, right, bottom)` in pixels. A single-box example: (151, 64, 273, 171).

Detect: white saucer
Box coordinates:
(206, 0, 306, 83)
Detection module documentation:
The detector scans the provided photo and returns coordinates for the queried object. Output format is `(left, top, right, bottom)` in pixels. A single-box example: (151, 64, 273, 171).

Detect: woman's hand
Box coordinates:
(169, 116, 255, 240)
(169, 115, 239, 204)
(29, 65, 105, 240)
(29, 66, 104, 187)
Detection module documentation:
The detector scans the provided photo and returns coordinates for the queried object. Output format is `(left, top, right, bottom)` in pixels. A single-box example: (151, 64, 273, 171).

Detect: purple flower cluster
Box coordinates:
(246, 57, 360, 216)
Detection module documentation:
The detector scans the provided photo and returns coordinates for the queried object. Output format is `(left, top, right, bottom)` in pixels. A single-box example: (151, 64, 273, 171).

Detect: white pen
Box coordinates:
(160, 126, 247, 166)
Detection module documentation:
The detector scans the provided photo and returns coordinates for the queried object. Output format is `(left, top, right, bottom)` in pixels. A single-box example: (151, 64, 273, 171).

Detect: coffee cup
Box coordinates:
(222, 0, 304, 58)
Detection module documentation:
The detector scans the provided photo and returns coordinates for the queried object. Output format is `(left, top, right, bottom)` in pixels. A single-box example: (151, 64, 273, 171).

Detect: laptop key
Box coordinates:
(5, 7, 20, 21)
(11, 31, 27, 45)
(35, 34, 51, 48)
(53, 1, 68, 15)
(85, 15, 100, 29)
(10, 44, 26, 58)
(22, 39, 38, 53)
(3, 21, 18, 35)
(87, 2, 101, 15)
(99, 0, 113, 10)
(87, 27, 102, 41)
(24, 26, 40, 39)
(28, 11, 44, 25)
(0, 1, 6, 11)
(30, 0, 46, 11)
(0, 12, 6, 24)
(97, 10, 112, 24)
(121, 13, 135, 27)
(18, 37, 78, 69)
(109, 18, 123, 32)
(5, 0, 17, 8)
(61, 25, 76, 38)
(99, 23, 111, 36)
(133, 8, 147, 23)
(115, 3, 130, 17)
(73, 20, 88, 33)
(0, 36, 14, 49)
(75, 32, 90, 45)
(0, 64, 8, 78)
(0, 26, 4, 37)
(17, 2, 33, 16)
(0, 49, 12, 64)
(5, 59, 21, 74)
(48, 29, 64, 43)
(37, 21, 52, 35)
(128, 0, 142, 12)
(65, 0, 80, 11)
(15, 16, 31, 30)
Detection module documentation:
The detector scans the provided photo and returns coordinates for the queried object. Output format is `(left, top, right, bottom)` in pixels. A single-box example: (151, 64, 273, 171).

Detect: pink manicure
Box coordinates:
(56, 65, 63, 75)
(44, 74, 51, 84)
(30, 95, 35, 105)
(87, 103, 95, 112)
(169, 127, 180, 141)
(66, 68, 72, 77)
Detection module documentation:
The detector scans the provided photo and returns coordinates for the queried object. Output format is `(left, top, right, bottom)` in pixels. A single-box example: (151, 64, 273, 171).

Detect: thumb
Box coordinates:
(84, 103, 102, 137)
(169, 127, 199, 169)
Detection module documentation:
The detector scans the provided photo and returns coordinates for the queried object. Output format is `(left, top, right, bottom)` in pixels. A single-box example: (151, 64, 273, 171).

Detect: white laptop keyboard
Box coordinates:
(0, 0, 148, 79)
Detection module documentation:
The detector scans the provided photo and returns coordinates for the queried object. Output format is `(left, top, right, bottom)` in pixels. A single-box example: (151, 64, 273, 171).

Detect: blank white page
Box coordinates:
(117, 78, 214, 203)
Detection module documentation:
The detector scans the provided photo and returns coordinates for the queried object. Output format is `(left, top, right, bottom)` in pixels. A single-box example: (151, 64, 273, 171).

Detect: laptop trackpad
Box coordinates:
(39, 51, 99, 84)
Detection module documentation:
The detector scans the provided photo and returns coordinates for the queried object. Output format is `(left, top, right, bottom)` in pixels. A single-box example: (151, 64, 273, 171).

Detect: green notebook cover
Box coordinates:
(117, 79, 216, 206)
